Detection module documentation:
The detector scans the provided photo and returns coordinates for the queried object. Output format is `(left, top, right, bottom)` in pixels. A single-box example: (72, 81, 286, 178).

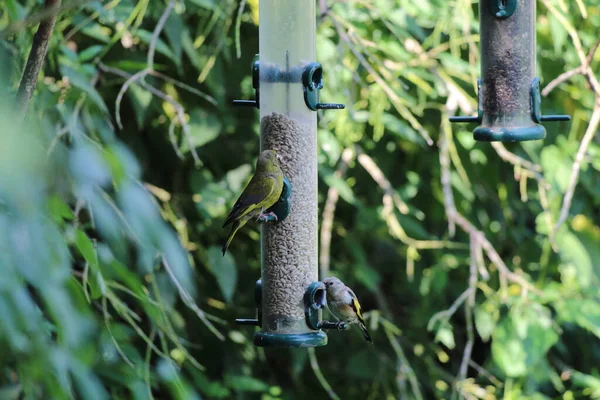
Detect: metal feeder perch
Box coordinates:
(450, 0, 569, 142)
(233, 0, 344, 348)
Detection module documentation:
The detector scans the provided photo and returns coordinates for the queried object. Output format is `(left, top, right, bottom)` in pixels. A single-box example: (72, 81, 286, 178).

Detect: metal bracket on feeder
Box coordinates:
(235, 279, 263, 327)
(491, 0, 517, 18)
(302, 62, 345, 111)
(257, 176, 292, 224)
(530, 78, 570, 123)
(232, 56, 260, 108)
(304, 282, 348, 331)
(233, 58, 345, 112)
(449, 0, 570, 142)
(449, 79, 483, 124)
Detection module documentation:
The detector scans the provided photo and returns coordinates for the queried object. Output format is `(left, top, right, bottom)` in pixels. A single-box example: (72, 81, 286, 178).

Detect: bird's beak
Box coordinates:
(276, 153, 283, 162)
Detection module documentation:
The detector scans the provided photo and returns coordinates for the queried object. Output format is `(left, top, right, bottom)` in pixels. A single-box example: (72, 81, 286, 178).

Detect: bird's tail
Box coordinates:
(222, 220, 241, 256)
(359, 321, 373, 343)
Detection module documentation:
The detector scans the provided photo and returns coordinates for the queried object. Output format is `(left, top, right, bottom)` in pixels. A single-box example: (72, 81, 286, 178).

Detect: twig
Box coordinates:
(356, 146, 409, 214)
(168, 117, 185, 160)
(541, 0, 600, 94)
(234, 0, 247, 59)
(102, 295, 135, 368)
(538, 2, 600, 237)
(114, 0, 175, 130)
(308, 348, 340, 400)
(553, 101, 600, 234)
(16, 0, 62, 117)
(468, 360, 503, 387)
(0, 0, 89, 39)
(473, 239, 489, 281)
(440, 117, 457, 237)
(541, 66, 583, 97)
(428, 289, 470, 330)
(383, 324, 424, 400)
(327, 11, 433, 145)
(457, 235, 477, 383)
(319, 148, 354, 278)
(538, 181, 558, 252)
(115, 68, 149, 129)
(149, 70, 217, 105)
(542, 39, 600, 96)
(490, 142, 542, 173)
(161, 256, 225, 341)
(356, 145, 463, 250)
(491, 142, 553, 240)
(439, 122, 542, 296)
(98, 62, 201, 166)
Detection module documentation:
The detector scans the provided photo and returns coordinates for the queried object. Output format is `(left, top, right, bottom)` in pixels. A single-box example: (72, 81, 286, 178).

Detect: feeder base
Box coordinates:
(473, 124, 546, 142)
(254, 331, 327, 348)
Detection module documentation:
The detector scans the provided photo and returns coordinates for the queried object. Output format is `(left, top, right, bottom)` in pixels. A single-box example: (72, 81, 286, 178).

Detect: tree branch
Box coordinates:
(355, 145, 463, 250)
(114, 0, 175, 130)
(319, 148, 354, 278)
(16, 0, 62, 117)
(457, 234, 477, 385)
(439, 117, 541, 296)
(98, 63, 201, 167)
(554, 100, 600, 234)
(308, 348, 340, 400)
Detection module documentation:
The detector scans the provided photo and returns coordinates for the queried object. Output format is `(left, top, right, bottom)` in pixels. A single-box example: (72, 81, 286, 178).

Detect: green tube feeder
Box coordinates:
(450, 0, 569, 142)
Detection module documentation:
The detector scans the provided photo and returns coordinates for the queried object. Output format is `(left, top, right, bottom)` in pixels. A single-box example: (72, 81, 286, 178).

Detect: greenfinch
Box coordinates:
(222, 149, 284, 255)
(324, 277, 373, 343)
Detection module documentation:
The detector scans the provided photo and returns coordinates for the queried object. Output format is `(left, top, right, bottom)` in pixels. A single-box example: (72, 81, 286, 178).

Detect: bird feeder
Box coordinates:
(233, 0, 344, 347)
(450, 0, 569, 141)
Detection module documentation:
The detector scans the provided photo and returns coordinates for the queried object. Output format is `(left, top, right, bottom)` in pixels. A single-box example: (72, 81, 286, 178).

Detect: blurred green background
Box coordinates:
(1, 0, 600, 399)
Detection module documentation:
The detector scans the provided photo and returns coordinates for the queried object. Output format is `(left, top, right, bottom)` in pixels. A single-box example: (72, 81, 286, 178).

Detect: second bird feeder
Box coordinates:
(451, 0, 569, 141)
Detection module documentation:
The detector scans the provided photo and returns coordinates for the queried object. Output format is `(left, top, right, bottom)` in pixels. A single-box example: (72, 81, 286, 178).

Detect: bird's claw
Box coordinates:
(257, 211, 279, 224)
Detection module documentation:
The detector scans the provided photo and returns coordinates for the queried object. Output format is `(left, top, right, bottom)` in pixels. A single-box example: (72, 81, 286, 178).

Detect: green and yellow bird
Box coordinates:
(221, 149, 284, 255)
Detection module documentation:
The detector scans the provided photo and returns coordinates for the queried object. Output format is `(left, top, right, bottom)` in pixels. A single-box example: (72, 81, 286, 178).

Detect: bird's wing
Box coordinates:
(223, 175, 277, 227)
(347, 288, 366, 324)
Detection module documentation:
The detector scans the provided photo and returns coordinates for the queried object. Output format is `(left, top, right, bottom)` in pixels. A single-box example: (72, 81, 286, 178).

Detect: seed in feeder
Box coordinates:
(260, 112, 318, 334)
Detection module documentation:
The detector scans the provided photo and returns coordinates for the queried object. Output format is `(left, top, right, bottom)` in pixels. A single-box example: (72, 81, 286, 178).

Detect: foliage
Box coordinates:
(1, 0, 600, 399)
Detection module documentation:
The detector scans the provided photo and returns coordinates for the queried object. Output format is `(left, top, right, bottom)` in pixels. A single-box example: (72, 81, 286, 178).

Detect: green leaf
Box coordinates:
(346, 349, 381, 379)
(5, 0, 26, 21)
(207, 246, 237, 303)
(320, 167, 356, 205)
(548, 14, 568, 54)
(190, 371, 230, 398)
(164, 13, 185, 66)
(434, 322, 455, 350)
(556, 230, 593, 289)
(185, 109, 222, 150)
(136, 30, 178, 66)
(75, 229, 106, 299)
(188, 0, 216, 9)
(60, 66, 108, 113)
(75, 229, 98, 268)
(492, 306, 558, 378)
(225, 375, 269, 392)
(78, 45, 104, 62)
(541, 145, 571, 192)
(128, 85, 153, 130)
(556, 299, 600, 340)
(225, 164, 252, 193)
(47, 195, 74, 223)
(474, 306, 496, 342)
